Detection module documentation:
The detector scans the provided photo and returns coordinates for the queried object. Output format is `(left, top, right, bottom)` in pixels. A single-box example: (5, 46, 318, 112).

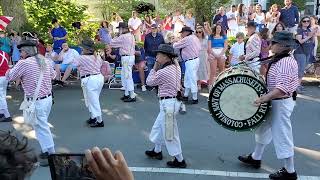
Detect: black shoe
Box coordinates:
(167, 157, 187, 168)
(90, 121, 104, 128)
(39, 152, 49, 167)
(0, 114, 4, 118)
(181, 96, 188, 102)
(0, 117, 12, 122)
(145, 149, 163, 160)
(86, 118, 96, 124)
(120, 95, 130, 101)
(238, 153, 261, 169)
(58, 80, 65, 87)
(191, 99, 198, 104)
(123, 97, 136, 102)
(269, 167, 297, 180)
(52, 80, 59, 86)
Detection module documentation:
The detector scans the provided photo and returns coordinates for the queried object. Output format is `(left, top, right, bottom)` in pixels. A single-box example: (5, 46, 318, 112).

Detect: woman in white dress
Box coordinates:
(266, 4, 281, 32)
(237, 4, 248, 33)
(253, 4, 265, 32)
(195, 26, 209, 90)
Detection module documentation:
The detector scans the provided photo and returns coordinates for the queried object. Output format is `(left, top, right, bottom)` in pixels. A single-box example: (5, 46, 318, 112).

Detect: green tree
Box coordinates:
(270, 0, 305, 10)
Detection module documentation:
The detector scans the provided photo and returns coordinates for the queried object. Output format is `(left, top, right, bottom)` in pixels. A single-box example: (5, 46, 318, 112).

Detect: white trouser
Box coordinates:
(0, 76, 8, 110)
(149, 98, 182, 156)
(184, 58, 200, 93)
(33, 96, 54, 152)
(255, 98, 296, 159)
(121, 56, 135, 92)
(81, 74, 104, 119)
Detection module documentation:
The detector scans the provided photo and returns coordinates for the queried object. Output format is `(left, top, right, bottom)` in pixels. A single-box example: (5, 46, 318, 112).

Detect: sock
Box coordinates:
(180, 103, 186, 112)
(47, 147, 55, 154)
(3, 109, 10, 118)
(192, 93, 198, 100)
(125, 89, 129, 96)
(96, 116, 103, 123)
(184, 88, 190, 97)
(129, 91, 135, 98)
(154, 144, 162, 153)
(284, 156, 295, 173)
(252, 143, 266, 160)
(175, 154, 184, 162)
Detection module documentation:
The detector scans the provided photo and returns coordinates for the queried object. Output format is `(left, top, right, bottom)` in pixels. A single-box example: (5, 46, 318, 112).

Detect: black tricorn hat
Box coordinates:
(179, 26, 194, 33)
(271, 31, 298, 48)
(80, 38, 95, 51)
(116, 22, 129, 29)
(17, 39, 37, 49)
(153, 44, 177, 57)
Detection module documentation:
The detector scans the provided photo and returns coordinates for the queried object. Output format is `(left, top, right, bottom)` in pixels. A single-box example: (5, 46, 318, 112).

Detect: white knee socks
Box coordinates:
(284, 156, 295, 173)
(129, 91, 135, 98)
(184, 88, 190, 97)
(154, 144, 162, 153)
(0, 109, 10, 118)
(252, 143, 266, 160)
(96, 116, 103, 123)
(125, 89, 129, 96)
(192, 93, 198, 100)
(175, 153, 184, 162)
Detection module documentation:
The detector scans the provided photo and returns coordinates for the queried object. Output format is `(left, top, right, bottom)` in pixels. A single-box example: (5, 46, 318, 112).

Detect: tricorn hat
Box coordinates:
(116, 22, 129, 29)
(17, 39, 37, 49)
(179, 26, 194, 33)
(153, 44, 177, 57)
(80, 38, 95, 51)
(271, 31, 298, 48)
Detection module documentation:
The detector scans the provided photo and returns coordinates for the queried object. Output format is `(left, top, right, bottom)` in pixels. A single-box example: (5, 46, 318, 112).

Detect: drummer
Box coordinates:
(238, 31, 299, 180)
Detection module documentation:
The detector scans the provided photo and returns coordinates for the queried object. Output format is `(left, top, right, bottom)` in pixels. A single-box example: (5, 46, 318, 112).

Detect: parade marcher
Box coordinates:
(73, 38, 105, 128)
(145, 44, 187, 168)
(173, 27, 201, 104)
(110, 22, 136, 102)
(6, 39, 56, 166)
(238, 31, 299, 180)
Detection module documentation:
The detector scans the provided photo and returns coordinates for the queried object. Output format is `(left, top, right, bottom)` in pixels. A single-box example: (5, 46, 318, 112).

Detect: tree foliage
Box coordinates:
(270, 0, 305, 11)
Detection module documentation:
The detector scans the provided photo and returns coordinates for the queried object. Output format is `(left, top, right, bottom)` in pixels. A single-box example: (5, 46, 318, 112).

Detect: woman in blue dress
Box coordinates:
(10, 30, 21, 64)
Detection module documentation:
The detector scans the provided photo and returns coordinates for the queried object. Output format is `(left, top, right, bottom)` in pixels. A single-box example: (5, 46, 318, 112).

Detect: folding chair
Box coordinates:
(108, 66, 122, 89)
(105, 63, 115, 84)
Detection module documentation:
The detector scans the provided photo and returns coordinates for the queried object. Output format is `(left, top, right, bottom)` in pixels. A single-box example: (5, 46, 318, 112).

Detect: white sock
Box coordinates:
(175, 153, 184, 162)
(47, 147, 55, 154)
(154, 144, 162, 153)
(284, 156, 295, 173)
(129, 91, 135, 98)
(184, 88, 190, 97)
(192, 93, 198, 100)
(252, 143, 266, 160)
(96, 116, 103, 123)
(125, 89, 129, 96)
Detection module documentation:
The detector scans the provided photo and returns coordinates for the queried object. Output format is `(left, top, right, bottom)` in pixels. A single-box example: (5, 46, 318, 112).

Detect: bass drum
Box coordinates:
(208, 65, 270, 131)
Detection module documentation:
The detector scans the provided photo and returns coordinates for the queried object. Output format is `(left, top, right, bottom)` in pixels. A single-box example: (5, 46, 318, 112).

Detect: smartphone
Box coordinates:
(48, 153, 96, 180)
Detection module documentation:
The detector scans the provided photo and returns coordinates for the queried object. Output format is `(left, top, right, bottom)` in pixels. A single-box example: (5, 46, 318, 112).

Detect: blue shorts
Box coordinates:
(60, 64, 77, 72)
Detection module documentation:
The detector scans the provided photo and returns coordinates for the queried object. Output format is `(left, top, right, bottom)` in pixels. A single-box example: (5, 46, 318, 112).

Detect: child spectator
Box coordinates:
(259, 28, 271, 76)
(229, 32, 245, 66)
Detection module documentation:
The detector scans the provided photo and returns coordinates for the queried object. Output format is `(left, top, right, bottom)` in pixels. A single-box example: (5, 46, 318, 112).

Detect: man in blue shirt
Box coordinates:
(49, 18, 67, 54)
(280, 0, 299, 33)
(212, 7, 229, 35)
(144, 24, 165, 72)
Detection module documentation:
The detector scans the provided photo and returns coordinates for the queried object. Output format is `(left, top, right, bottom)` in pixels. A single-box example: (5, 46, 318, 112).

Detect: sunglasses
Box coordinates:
(302, 20, 310, 23)
(196, 31, 203, 34)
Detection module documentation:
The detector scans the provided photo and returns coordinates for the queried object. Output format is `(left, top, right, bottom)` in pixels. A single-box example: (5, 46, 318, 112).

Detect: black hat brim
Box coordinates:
(179, 29, 194, 33)
(17, 43, 37, 49)
(271, 39, 298, 48)
(153, 49, 178, 57)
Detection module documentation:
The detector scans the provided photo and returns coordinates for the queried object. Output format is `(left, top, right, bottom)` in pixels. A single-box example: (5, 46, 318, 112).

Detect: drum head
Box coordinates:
(208, 74, 270, 131)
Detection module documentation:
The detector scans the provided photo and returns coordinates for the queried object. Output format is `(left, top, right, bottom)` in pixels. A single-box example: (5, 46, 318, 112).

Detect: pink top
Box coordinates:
(146, 64, 181, 97)
(6, 56, 56, 97)
(267, 56, 299, 96)
(73, 55, 103, 77)
(245, 33, 261, 61)
(173, 34, 201, 60)
(110, 33, 135, 56)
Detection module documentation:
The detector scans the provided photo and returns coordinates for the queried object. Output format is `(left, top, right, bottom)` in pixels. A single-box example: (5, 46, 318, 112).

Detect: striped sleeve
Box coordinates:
(274, 57, 299, 94)
(6, 60, 24, 81)
(146, 69, 162, 87)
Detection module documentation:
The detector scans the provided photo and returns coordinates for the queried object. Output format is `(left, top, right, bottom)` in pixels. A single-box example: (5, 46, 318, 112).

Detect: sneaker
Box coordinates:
(167, 157, 187, 168)
(145, 149, 163, 160)
(52, 80, 59, 86)
(141, 85, 147, 92)
(238, 153, 261, 169)
(39, 152, 49, 167)
(58, 80, 65, 87)
(86, 118, 96, 124)
(269, 167, 297, 180)
(123, 97, 136, 102)
(0, 117, 12, 122)
(120, 95, 130, 101)
(90, 121, 104, 128)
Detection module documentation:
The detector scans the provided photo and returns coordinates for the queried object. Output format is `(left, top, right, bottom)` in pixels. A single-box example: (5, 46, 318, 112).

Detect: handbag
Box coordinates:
(19, 70, 44, 125)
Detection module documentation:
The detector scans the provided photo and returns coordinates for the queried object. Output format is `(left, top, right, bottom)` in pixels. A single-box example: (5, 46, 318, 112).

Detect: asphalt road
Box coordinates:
(1, 84, 320, 180)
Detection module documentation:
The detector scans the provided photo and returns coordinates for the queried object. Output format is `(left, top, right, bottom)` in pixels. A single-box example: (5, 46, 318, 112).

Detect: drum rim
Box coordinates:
(208, 74, 270, 132)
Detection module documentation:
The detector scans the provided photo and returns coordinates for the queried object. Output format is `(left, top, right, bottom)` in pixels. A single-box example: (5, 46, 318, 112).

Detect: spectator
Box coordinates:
(0, 30, 11, 55)
(212, 7, 229, 35)
(259, 28, 271, 76)
(229, 32, 245, 66)
(207, 24, 228, 89)
(110, 12, 123, 36)
(154, 13, 163, 26)
(247, 4, 255, 22)
(271, 22, 286, 36)
(294, 16, 317, 92)
(9, 29, 21, 64)
(45, 44, 59, 68)
(102, 45, 119, 65)
(128, 11, 142, 42)
(266, 4, 281, 32)
(172, 9, 185, 36)
(144, 24, 165, 76)
(195, 26, 209, 90)
(310, 16, 320, 59)
(226, 5, 238, 37)
(99, 21, 112, 45)
(279, 0, 299, 33)
(134, 45, 147, 91)
(142, 15, 154, 40)
(237, 4, 248, 33)
(54, 43, 80, 86)
(253, 4, 266, 32)
(184, 9, 196, 31)
(162, 14, 173, 32)
(49, 18, 67, 53)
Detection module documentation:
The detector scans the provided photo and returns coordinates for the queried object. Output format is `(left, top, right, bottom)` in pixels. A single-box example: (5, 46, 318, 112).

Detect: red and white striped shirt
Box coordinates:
(73, 55, 102, 77)
(6, 56, 56, 97)
(245, 33, 261, 61)
(173, 34, 201, 60)
(110, 33, 135, 56)
(146, 64, 181, 97)
(267, 56, 299, 96)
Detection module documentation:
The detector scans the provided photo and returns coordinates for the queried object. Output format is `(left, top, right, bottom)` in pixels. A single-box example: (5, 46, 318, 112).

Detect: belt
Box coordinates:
(273, 96, 291, 100)
(159, 96, 176, 100)
(185, 57, 198, 62)
(121, 54, 132, 56)
(80, 73, 99, 79)
(27, 94, 52, 101)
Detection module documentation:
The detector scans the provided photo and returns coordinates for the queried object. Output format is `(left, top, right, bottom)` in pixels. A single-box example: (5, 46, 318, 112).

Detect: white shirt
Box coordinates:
(60, 48, 80, 64)
(128, 17, 142, 31)
(110, 20, 123, 33)
(226, 11, 238, 30)
(230, 42, 244, 65)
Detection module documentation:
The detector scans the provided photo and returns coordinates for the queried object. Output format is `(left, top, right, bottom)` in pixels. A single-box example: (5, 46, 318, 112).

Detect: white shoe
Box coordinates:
(120, 87, 125, 91)
(141, 85, 147, 92)
(179, 103, 186, 114)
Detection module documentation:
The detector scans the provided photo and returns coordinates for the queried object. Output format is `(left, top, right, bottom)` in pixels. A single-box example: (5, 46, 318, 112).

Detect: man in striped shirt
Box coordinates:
(6, 39, 56, 166)
(238, 31, 299, 180)
(145, 44, 187, 168)
(110, 22, 136, 102)
(173, 26, 201, 104)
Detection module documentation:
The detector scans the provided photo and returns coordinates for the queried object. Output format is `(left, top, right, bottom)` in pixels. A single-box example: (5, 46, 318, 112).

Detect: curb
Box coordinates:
(302, 77, 320, 86)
